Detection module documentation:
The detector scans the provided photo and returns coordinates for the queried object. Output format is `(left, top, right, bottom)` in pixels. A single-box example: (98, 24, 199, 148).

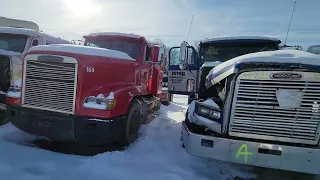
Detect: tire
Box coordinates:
(121, 100, 141, 146)
(161, 101, 170, 106)
(168, 94, 173, 102)
(187, 94, 195, 105)
(0, 110, 9, 126)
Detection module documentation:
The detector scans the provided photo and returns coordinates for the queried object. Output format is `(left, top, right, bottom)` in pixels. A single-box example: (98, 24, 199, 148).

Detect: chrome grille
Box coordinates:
(22, 55, 77, 114)
(229, 71, 320, 145)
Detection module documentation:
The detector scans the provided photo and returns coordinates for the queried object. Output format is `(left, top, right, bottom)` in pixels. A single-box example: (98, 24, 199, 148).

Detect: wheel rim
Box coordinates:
(129, 110, 140, 139)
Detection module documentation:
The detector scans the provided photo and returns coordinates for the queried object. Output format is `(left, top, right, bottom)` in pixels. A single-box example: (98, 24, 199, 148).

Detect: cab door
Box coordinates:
(167, 45, 199, 96)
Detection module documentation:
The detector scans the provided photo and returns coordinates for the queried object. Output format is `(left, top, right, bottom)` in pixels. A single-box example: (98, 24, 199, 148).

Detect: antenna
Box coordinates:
(186, 15, 194, 42)
(284, 0, 297, 46)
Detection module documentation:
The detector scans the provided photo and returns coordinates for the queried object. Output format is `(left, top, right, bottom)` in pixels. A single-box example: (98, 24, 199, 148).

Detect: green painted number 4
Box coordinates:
(236, 144, 253, 163)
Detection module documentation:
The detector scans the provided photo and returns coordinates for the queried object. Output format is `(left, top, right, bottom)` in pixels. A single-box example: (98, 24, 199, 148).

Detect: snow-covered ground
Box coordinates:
(0, 95, 317, 180)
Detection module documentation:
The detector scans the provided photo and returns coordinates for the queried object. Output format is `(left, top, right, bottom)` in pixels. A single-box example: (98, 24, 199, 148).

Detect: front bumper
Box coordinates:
(182, 122, 320, 175)
(7, 105, 127, 146)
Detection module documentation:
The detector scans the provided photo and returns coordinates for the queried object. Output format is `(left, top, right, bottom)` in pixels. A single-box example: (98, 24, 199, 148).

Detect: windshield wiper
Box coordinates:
(259, 45, 271, 52)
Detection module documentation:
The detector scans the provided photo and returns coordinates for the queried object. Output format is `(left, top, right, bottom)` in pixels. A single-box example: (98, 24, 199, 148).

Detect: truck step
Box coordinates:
(143, 109, 160, 125)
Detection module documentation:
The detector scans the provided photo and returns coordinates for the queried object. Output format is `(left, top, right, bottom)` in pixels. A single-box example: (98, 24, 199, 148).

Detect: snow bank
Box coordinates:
(86, 32, 141, 39)
(207, 50, 320, 86)
(29, 44, 135, 61)
(0, 95, 258, 180)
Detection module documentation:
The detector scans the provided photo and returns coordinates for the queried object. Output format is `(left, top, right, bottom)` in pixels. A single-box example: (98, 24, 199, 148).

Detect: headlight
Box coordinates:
(196, 102, 222, 121)
(83, 95, 116, 110)
(10, 56, 22, 87)
(7, 86, 21, 98)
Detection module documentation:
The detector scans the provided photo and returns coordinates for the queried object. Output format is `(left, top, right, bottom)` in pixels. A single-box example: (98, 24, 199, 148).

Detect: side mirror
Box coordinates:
(32, 39, 39, 47)
(179, 42, 188, 70)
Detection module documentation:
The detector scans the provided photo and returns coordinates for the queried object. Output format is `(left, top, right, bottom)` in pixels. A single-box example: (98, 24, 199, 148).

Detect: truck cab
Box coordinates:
(168, 37, 281, 103)
(0, 17, 70, 125)
(171, 37, 320, 175)
(7, 32, 164, 147)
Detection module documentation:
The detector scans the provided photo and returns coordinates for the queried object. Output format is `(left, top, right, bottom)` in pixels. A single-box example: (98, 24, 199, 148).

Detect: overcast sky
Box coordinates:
(2, 0, 319, 49)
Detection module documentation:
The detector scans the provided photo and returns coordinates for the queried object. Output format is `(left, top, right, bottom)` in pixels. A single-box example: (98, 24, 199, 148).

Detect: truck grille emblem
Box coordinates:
(269, 72, 302, 79)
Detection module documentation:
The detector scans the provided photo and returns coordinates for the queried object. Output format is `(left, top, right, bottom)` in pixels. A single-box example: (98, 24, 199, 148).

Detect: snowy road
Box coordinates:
(0, 95, 317, 180)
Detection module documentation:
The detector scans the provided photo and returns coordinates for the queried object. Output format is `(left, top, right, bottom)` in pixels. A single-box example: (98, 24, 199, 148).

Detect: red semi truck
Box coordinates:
(6, 32, 165, 146)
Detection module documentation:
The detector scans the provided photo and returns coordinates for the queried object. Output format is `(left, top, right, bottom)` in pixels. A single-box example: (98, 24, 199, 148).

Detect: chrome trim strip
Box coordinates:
(24, 54, 78, 64)
(72, 63, 78, 113)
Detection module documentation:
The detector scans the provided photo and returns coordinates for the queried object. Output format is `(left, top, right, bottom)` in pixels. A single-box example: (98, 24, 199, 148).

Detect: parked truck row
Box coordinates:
(2, 17, 320, 177)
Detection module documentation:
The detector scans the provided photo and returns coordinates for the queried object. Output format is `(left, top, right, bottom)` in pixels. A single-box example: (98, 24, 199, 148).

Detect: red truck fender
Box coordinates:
(77, 83, 142, 118)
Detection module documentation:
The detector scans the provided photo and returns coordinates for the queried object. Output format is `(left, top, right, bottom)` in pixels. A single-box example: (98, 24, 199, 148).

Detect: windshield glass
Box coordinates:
(84, 38, 141, 59)
(307, 45, 320, 55)
(0, 33, 28, 53)
(200, 43, 278, 62)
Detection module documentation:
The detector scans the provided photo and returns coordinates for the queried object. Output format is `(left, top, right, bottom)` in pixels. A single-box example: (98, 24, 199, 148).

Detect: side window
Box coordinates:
(187, 48, 195, 65)
(46, 41, 51, 45)
(169, 48, 180, 65)
(169, 47, 195, 66)
(144, 46, 151, 62)
(31, 39, 39, 47)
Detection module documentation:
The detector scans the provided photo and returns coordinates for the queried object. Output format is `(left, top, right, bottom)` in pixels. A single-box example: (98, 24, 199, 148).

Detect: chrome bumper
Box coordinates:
(182, 122, 320, 175)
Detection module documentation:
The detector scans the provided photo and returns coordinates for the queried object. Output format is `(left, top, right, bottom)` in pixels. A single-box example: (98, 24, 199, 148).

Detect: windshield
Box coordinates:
(200, 43, 278, 62)
(307, 45, 320, 55)
(84, 38, 141, 59)
(0, 33, 28, 53)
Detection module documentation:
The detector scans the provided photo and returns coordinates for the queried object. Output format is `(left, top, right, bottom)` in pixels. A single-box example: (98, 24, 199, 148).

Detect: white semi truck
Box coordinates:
(0, 17, 70, 125)
(168, 37, 320, 177)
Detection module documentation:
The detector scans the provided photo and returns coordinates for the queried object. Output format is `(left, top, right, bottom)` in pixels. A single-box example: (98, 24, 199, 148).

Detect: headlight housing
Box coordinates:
(83, 95, 116, 110)
(10, 56, 22, 87)
(195, 102, 222, 122)
(7, 86, 21, 98)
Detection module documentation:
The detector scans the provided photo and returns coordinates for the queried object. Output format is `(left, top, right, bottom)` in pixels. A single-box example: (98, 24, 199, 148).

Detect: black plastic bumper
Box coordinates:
(7, 105, 127, 146)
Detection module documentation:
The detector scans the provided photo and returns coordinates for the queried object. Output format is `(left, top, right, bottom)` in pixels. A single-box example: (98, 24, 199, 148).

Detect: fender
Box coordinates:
(76, 82, 142, 119)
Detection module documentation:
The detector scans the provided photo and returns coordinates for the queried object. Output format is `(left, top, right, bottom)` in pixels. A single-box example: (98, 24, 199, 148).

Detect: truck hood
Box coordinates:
(200, 61, 222, 69)
(0, 49, 21, 56)
(205, 50, 320, 88)
(25, 44, 138, 112)
(28, 44, 135, 61)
